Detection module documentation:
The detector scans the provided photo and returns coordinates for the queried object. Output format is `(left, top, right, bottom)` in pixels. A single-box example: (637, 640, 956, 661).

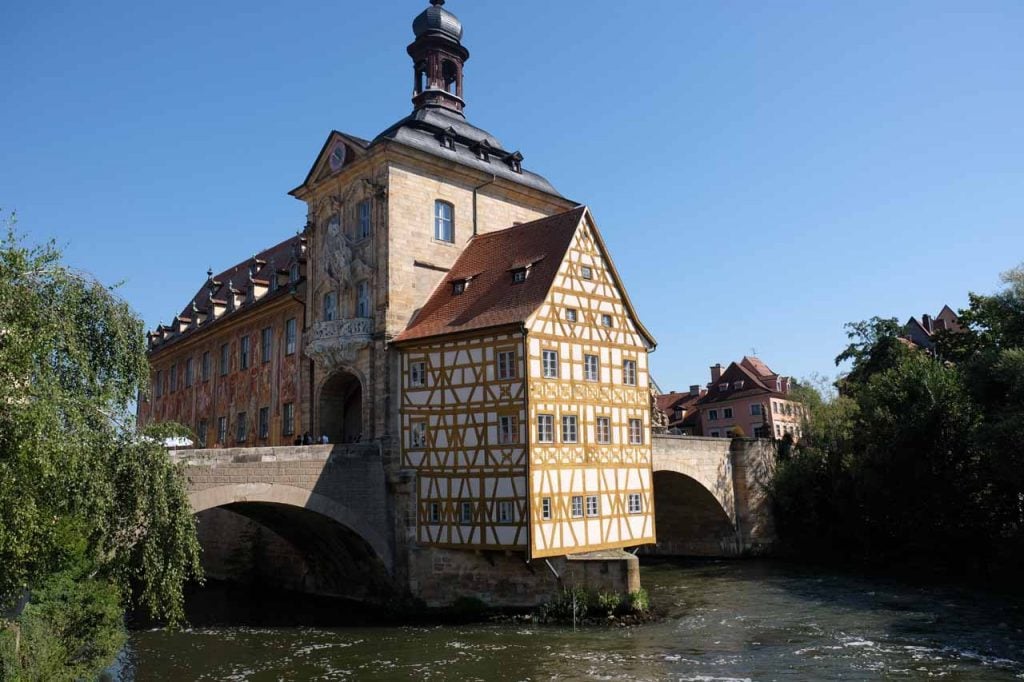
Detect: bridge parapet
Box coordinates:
(172, 443, 381, 466)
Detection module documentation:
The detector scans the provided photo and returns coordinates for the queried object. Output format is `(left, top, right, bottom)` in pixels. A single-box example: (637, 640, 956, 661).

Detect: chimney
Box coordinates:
(921, 314, 932, 333)
(710, 364, 723, 383)
(780, 377, 790, 393)
(689, 384, 701, 397)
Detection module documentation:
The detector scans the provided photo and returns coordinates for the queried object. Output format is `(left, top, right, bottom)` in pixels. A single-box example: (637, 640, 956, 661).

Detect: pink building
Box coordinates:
(694, 356, 805, 440)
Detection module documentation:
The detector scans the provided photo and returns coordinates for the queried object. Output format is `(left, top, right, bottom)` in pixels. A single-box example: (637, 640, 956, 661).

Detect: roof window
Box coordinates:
(512, 267, 529, 284)
(719, 382, 729, 392)
(452, 279, 468, 295)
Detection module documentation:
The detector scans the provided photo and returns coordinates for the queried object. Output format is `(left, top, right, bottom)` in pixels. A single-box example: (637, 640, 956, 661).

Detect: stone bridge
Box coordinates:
(173, 436, 776, 605)
(649, 435, 776, 556)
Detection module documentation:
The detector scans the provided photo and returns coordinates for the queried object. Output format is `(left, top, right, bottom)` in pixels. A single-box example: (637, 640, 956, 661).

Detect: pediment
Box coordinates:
(289, 130, 371, 196)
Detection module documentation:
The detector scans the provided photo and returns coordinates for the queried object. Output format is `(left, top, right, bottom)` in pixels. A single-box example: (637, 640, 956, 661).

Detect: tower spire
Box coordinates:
(409, 0, 469, 115)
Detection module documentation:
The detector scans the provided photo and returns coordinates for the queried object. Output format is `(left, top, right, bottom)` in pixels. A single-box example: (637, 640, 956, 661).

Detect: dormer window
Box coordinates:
(733, 380, 745, 390)
(507, 151, 523, 173)
(270, 274, 278, 293)
(512, 268, 528, 284)
(289, 263, 300, 283)
(452, 279, 467, 295)
(719, 382, 729, 392)
(439, 126, 457, 150)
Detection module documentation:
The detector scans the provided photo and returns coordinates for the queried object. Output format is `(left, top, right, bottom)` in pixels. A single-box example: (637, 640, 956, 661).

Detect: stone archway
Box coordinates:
(319, 369, 362, 444)
(650, 471, 739, 557)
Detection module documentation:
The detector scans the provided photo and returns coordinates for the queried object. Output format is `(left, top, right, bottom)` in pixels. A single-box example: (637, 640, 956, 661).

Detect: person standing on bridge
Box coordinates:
(320, 433, 329, 445)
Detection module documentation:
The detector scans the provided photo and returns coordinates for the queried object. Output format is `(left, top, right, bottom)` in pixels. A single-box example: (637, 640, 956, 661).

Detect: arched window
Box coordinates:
(434, 200, 454, 243)
(415, 61, 427, 94)
(323, 291, 337, 321)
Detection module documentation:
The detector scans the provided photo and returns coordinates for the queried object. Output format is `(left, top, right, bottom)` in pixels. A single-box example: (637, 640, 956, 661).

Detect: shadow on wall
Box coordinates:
(645, 471, 739, 557)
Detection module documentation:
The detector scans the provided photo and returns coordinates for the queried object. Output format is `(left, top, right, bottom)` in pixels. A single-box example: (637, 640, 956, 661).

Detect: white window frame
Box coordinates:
(629, 418, 643, 445)
(499, 415, 518, 444)
(562, 415, 578, 443)
(627, 493, 643, 514)
(460, 501, 473, 524)
(565, 308, 578, 323)
(497, 350, 517, 379)
(623, 359, 637, 386)
(586, 495, 599, 517)
(601, 314, 613, 327)
(434, 200, 454, 243)
(410, 361, 426, 387)
(597, 417, 611, 444)
(541, 497, 552, 520)
(571, 495, 583, 519)
(724, 407, 734, 419)
(411, 421, 427, 449)
(498, 500, 513, 523)
(584, 354, 599, 382)
(581, 265, 593, 280)
(542, 349, 559, 378)
(537, 414, 554, 443)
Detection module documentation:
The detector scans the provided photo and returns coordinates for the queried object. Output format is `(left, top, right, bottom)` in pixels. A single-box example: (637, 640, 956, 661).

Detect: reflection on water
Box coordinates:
(115, 560, 1024, 681)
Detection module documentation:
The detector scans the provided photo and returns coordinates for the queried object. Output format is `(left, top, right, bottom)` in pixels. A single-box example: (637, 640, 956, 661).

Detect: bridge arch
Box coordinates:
(651, 469, 739, 556)
(189, 483, 393, 573)
(317, 366, 365, 444)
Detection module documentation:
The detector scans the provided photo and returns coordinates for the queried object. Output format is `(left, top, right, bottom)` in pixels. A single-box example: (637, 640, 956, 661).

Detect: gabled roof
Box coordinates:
(394, 206, 656, 348)
(696, 359, 784, 406)
(395, 207, 585, 343)
(289, 130, 372, 196)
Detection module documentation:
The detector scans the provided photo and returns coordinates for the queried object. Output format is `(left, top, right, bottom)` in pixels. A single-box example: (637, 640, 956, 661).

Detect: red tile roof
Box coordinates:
(395, 207, 587, 343)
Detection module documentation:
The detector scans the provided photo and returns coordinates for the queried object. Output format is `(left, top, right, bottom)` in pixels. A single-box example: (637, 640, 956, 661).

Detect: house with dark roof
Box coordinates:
(655, 387, 705, 435)
(904, 305, 963, 352)
(137, 1, 659, 593)
(694, 357, 805, 439)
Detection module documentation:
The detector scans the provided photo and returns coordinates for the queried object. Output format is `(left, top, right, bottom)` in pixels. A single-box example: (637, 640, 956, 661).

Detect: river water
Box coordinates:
(115, 560, 1024, 681)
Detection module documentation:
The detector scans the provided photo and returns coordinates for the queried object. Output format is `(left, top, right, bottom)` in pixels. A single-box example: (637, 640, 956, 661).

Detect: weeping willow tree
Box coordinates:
(0, 213, 202, 680)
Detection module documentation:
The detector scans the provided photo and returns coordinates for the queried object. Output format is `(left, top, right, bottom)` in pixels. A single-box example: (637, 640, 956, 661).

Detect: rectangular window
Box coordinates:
(258, 407, 269, 439)
(261, 327, 272, 363)
(202, 351, 211, 382)
(184, 358, 193, 387)
(750, 403, 762, 416)
(537, 414, 554, 443)
(623, 359, 637, 386)
(775, 424, 782, 436)
(584, 354, 599, 382)
(586, 495, 599, 517)
(452, 279, 466, 295)
(571, 495, 583, 518)
(411, 421, 427, 448)
(358, 199, 371, 239)
(497, 350, 516, 379)
(283, 402, 294, 436)
(628, 493, 643, 514)
(429, 502, 441, 523)
(220, 343, 230, 375)
(356, 281, 371, 318)
(410, 361, 426, 387)
(285, 318, 297, 355)
(323, 291, 337, 321)
(542, 349, 559, 378)
(434, 200, 454, 242)
(236, 412, 247, 442)
(562, 415, 578, 443)
(565, 308, 578, 323)
(711, 430, 721, 438)
(629, 418, 643, 444)
(498, 500, 513, 523)
(289, 263, 300, 283)
(240, 336, 250, 370)
(581, 265, 593, 280)
(460, 501, 473, 524)
(169, 362, 178, 392)
(724, 407, 734, 419)
(709, 409, 719, 421)
(773, 401, 779, 414)
(197, 419, 207, 448)
(541, 497, 552, 520)
(499, 415, 518, 444)
(217, 416, 227, 444)
(597, 417, 611, 444)
(155, 370, 162, 398)
(601, 314, 613, 327)
(512, 268, 528, 283)
(753, 426, 767, 438)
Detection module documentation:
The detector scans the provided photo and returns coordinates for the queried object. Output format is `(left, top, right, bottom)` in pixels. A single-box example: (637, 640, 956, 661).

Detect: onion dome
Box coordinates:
(413, 0, 463, 42)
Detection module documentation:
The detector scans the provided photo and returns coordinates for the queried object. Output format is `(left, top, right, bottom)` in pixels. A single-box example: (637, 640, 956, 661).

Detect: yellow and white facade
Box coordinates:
(398, 208, 656, 560)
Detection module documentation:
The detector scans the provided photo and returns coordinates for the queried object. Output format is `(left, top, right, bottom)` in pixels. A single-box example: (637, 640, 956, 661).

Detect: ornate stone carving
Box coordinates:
(305, 318, 374, 372)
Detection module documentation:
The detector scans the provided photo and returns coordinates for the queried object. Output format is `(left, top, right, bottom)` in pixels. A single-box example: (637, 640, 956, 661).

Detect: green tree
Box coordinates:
(0, 215, 202, 679)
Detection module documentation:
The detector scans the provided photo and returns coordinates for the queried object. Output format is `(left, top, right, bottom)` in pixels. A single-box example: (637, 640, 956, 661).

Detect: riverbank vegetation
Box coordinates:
(537, 587, 652, 626)
(0, 217, 202, 680)
(770, 264, 1024, 581)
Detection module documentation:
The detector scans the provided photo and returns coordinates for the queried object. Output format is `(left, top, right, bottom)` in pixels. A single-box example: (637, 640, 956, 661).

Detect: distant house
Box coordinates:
(694, 356, 805, 440)
(655, 385, 705, 435)
(904, 305, 963, 352)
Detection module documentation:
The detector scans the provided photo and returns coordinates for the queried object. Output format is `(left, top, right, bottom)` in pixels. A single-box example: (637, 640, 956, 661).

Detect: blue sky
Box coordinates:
(3, 1, 1022, 391)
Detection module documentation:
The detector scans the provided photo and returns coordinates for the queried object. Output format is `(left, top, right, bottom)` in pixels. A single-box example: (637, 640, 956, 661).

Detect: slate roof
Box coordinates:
(394, 207, 586, 343)
(372, 107, 562, 197)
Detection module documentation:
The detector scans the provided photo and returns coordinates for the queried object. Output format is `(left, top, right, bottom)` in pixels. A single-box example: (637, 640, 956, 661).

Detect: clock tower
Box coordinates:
(409, 0, 469, 115)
